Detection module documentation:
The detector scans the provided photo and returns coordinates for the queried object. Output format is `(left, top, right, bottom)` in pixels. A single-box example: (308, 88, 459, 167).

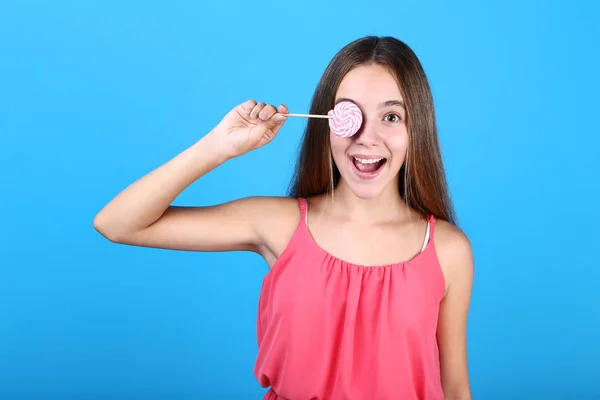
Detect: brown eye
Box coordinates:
(384, 113, 401, 123)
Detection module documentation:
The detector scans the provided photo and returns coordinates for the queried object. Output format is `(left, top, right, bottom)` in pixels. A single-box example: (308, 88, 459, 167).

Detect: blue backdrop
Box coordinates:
(1, 1, 599, 398)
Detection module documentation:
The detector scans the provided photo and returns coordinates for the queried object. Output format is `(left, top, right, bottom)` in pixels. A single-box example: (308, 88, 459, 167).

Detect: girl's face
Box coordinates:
(330, 64, 408, 199)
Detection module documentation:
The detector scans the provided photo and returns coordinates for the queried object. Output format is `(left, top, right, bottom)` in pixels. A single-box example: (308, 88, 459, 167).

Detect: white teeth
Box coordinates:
(354, 157, 384, 164)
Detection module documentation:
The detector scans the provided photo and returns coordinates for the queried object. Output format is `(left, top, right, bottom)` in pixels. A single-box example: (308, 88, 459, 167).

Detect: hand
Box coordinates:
(211, 100, 288, 159)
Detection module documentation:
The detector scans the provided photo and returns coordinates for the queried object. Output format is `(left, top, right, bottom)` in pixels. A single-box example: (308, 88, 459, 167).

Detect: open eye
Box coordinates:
(384, 113, 402, 123)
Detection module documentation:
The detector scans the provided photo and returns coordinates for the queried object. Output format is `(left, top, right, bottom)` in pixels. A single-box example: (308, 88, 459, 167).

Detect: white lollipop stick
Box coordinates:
(283, 113, 331, 119)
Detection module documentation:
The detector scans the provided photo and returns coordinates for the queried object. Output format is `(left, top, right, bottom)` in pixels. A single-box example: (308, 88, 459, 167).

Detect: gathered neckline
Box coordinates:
(297, 214, 434, 269)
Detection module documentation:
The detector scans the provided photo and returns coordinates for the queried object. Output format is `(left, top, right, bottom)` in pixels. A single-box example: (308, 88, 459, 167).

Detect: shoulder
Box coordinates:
(234, 195, 301, 234)
(244, 196, 303, 264)
(432, 219, 474, 296)
(207, 195, 300, 239)
(245, 195, 301, 223)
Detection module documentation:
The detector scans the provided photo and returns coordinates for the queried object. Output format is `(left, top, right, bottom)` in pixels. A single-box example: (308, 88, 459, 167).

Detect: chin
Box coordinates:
(348, 185, 386, 199)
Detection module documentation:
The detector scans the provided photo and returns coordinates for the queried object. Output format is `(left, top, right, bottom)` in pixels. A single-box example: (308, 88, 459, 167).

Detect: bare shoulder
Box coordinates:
(223, 195, 300, 242)
(246, 195, 299, 216)
(433, 219, 474, 296)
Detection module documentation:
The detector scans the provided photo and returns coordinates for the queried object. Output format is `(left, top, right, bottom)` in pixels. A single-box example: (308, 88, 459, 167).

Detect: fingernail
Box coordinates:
(274, 115, 286, 122)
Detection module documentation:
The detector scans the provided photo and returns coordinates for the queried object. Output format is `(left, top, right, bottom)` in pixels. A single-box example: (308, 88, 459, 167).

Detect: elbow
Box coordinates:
(93, 212, 144, 245)
(93, 213, 124, 243)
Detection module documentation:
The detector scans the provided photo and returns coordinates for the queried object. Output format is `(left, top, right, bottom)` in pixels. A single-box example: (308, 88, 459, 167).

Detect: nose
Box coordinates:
(354, 117, 382, 146)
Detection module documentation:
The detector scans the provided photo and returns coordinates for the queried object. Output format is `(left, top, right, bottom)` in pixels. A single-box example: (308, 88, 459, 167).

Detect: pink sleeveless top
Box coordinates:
(254, 198, 446, 400)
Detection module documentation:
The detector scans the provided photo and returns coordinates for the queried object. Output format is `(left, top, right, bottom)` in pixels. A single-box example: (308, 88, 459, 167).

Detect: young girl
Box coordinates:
(94, 36, 474, 400)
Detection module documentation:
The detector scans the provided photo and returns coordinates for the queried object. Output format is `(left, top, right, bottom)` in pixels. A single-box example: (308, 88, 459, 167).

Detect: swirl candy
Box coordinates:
(327, 101, 363, 138)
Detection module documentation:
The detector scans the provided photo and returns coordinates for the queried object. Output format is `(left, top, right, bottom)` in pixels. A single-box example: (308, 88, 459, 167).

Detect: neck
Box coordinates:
(328, 179, 411, 223)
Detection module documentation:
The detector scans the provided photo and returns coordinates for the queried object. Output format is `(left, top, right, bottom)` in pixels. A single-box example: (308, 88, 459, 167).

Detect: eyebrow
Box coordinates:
(335, 97, 405, 110)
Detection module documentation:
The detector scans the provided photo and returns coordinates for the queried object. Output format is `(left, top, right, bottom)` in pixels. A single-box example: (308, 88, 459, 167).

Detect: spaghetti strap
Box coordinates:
(428, 215, 436, 239)
(297, 197, 307, 224)
(421, 219, 431, 253)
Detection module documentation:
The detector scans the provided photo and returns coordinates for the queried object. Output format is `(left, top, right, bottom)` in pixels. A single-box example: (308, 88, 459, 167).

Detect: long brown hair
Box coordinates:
(288, 36, 457, 225)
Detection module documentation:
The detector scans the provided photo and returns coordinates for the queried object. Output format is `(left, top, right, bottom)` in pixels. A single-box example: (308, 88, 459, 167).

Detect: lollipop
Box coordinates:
(284, 101, 363, 138)
(327, 101, 363, 138)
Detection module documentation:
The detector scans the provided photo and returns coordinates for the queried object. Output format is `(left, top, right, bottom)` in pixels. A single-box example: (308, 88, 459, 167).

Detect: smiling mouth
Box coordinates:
(351, 156, 388, 174)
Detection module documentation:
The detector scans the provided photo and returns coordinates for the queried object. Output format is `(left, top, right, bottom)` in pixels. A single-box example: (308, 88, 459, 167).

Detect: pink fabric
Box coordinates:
(254, 198, 446, 400)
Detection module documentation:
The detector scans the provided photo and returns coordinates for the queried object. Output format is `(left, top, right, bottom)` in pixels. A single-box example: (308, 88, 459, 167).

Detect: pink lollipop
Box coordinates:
(327, 101, 363, 138)
(283, 101, 363, 138)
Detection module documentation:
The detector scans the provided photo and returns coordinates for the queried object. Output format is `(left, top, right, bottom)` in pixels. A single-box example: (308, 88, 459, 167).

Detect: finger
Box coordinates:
(249, 101, 266, 120)
(264, 104, 288, 130)
(277, 104, 289, 114)
(239, 99, 256, 115)
(258, 104, 277, 121)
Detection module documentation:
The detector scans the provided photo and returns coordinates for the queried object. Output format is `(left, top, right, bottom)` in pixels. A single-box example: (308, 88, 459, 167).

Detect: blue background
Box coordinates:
(1, 0, 599, 398)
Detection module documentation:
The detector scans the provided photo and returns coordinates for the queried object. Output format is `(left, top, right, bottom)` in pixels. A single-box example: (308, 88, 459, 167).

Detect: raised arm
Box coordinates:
(93, 100, 289, 254)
